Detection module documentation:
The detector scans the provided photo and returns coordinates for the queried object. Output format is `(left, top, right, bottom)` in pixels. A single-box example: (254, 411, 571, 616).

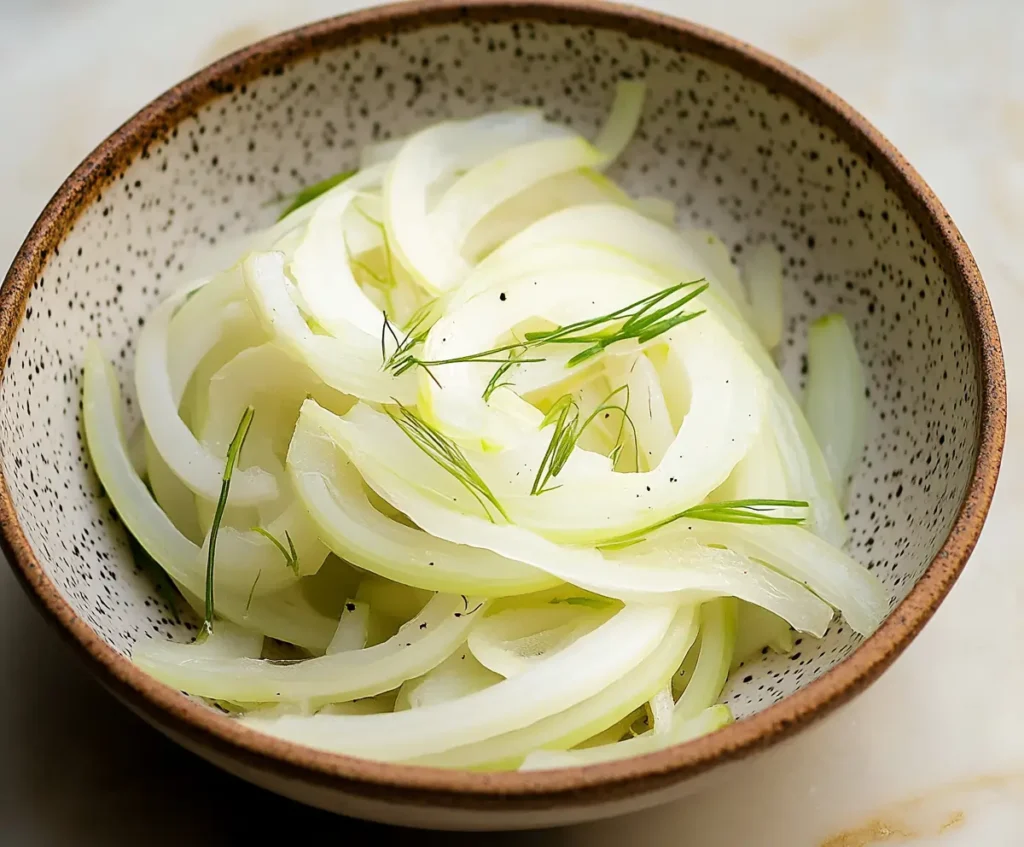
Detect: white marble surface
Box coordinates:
(1, 1, 1021, 843)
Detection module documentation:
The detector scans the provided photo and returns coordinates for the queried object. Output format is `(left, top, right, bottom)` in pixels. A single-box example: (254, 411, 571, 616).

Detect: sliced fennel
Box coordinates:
(133, 594, 484, 705)
(674, 599, 737, 720)
(81, 85, 889, 769)
(414, 605, 699, 769)
(326, 600, 369, 654)
(520, 705, 733, 770)
(742, 242, 784, 350)
(241, 604, 675, 760)
(395, 650, 503, 711)
(805, 313, 867, 502)
(467, 605, 611, 678)
(84, 343, 337, 650)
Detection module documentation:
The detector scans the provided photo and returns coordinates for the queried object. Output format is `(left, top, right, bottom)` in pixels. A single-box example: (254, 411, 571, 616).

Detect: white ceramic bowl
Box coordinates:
(0, 0, 1005, 830)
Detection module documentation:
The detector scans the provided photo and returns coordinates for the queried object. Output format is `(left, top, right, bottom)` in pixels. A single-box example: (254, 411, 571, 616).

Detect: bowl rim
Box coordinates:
(0, 0, 1006, 812)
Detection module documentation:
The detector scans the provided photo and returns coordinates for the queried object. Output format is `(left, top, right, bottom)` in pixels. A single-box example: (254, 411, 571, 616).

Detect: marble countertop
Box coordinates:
(1, 1, 1022, 844)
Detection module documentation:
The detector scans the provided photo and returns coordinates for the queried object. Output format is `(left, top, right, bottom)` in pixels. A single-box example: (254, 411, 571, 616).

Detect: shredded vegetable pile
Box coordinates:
(82, 82, 884, 770)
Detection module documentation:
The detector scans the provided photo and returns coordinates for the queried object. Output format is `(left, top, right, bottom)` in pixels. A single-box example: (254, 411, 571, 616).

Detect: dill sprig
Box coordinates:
(201, 406, 255, 637)
(245, 570, 262, 614)
(481, 345, 545, 400)
(277, 169, 356, 221)
(531, 386, 639, 495)
(597, 498, 809, 550)
(386, 279, 708, 381)
(380, 311, 441, 387)
(386, 400, 509, 522)
(252, 527, 299, 574)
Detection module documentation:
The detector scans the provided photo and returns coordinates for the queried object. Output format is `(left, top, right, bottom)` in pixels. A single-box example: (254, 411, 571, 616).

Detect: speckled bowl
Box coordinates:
(0, 0, 1005, 831)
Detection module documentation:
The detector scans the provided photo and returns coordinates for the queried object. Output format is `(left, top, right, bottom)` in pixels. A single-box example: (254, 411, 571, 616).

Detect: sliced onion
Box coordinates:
(674, 599, 737, 720)
(647, 683, 675, 735)
(605, 352, 675, 470)
(135, 273, 276, 505)
(467, 605, 611, 678)
(240, 603, 676, 760)
(241, 251, 417, 404)
(84, 342, 338, 650)
(678, 229, 755, 329)
(144, 431, 202, 544)
(479, 202, 847, 545)
(385, 82, 644, 294)
(414, 605, 698, 769)
(327, 600, 369, 654)
(651, 520, 886, 636)
(384, 109, 565, 292)
(732, 601, 795, 669)
(633, 196, 677, 227)
(303, 398, 834, 636)
(519, 704, 733, 770)
(287, 407, 559, 597)
(742, 242, 784, 350)
(416, 305, 766, 542)
(133, 593, 482, 704)
(805, 313, 867, 502)
(592, 80, 646, 163)
(395, 649, 502, 711)
(288, 164, 391, 339)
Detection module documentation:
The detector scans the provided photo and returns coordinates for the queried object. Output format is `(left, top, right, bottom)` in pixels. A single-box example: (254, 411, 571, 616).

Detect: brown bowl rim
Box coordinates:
(0, 0, 1006, 813)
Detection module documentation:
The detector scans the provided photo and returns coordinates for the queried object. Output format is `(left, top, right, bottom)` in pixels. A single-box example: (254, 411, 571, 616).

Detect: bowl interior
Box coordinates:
(0, 13, 979, 724)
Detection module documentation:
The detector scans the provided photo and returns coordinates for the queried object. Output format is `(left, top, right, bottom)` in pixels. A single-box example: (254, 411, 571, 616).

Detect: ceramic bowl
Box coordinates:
(0, 0, 1005, 831)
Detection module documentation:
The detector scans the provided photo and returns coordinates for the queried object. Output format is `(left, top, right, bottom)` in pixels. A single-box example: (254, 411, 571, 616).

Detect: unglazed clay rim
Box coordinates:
(0, 0, 1005, 812)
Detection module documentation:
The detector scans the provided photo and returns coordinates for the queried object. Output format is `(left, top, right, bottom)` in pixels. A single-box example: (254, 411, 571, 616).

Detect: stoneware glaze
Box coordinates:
(0, 0, 1005, 830)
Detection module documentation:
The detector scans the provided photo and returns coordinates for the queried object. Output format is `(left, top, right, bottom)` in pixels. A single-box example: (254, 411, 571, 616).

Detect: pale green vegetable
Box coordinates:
(519, 705, 733, 770)
(241, 252, 417, 404)
(82, 85, 888, 768)
(241, 604, 676, 760)
(742, 242, 785, 350)
(83, 343, 337, 649)
(414, 605, 699, 769)
(326, 600, 369, 654)
(135, 273, 277, 505)
(633, 196, 676, 227)
(479, 202, 847, 546)
(649, 521, 886, 636)
(386, 82, 643, 293)
(806, 313, 867, 502)
(674, 599, 737, 720)
(647, 683, 676, 735)
(304, 400, 834, 635)
(467, 605, 611, 678)
(287, 408, 559, 597)
(133, 593, 483, 705)
(732, 602, 795, 670)
(395, 650, 502, 711)
(144, 431, 202, 544)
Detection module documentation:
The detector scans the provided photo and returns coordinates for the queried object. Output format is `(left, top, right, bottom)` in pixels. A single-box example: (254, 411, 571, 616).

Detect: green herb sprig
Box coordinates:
(531, 386, 639, 495)
(386, 400, 508, 522)
(245, 570, 262, 614)
(385, 279, 707, 382)
(481, 346, 545, 401)
(598, 498, 809, 550)
(252, 527, 299, 574)
(201, 406, 255, 637)
(380, 311, 443, 387)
